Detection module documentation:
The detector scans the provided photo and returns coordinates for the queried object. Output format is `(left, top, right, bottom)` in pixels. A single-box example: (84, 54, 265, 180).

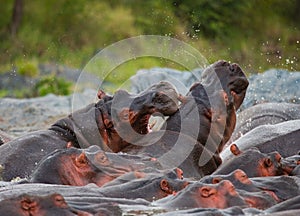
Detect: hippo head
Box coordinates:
(201, 60, 249, 110)
(202, 60, 249, 149)
(201, 169, 257, 192)
(165, 180, 246, 209)
(214, 145, 288, 178)
(30, 146, 138, 186)
(0, 193, 90, 216)
(99, 81, 179, 152)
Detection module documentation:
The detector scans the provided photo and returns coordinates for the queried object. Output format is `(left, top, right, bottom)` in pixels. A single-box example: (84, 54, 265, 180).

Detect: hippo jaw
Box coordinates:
(111, 82, 179, 138)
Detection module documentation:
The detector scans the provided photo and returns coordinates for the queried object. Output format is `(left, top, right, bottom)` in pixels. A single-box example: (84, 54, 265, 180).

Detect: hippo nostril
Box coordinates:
(229, 64, 238, 72)
(219, 60, 229, 66)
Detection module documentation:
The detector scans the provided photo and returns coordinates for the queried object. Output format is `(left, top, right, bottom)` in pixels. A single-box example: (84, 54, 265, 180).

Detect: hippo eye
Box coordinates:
(96, 153, 108, 164)
(241, 174, 247, 179)
(264, 158, 272, 167)
(212, 177, 222, 184)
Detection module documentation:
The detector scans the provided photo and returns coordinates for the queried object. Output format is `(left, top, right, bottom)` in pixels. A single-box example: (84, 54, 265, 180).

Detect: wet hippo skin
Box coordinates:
(0, 81, 179, 181)
(226, 102, 300, 145)
(221, 120, 300, 161)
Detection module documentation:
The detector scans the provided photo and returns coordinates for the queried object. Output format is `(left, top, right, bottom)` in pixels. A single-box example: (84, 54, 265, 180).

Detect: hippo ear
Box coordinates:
(264, 158, 273, 167)
(230, 144, 242, 156)
(52, 194, 68, 208)
(200, 186, 214, 198)
(97, 89, 106, 99)
(21, 197, 36, 211)
(75, 152, 88, 167)
(160, 179, 171, 194)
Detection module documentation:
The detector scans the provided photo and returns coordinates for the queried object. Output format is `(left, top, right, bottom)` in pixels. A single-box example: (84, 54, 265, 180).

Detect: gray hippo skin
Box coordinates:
(221, 119, 300, 161)
(226, 102, 300, 145)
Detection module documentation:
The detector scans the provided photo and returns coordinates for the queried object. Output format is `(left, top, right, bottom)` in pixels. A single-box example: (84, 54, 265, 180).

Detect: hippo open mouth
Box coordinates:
(96, 81, 180, 152)
(113, 81, 180, 134)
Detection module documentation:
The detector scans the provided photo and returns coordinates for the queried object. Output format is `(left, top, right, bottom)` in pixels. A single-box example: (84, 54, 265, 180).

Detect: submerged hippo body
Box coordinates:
(30, 145, 167, 186)
(155, 180, 246, 210)
(99, 171, 189, 201)
(214, 146, 290, 178)
(221, 120, 300, 161)
(0, 193, 91, 216)
(226, 102, 300, 145)
(0, 82, 180, 181)
(0, 183, 150, 215)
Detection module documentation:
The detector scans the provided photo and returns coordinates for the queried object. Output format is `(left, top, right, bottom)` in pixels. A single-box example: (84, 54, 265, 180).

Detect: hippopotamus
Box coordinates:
(221, 120, 300, 161)
(0, 193, 91, 216)
(99, 171, 189, 201)
(0, 82, 179, 181)
(201, 170, 277, 209)
(155, 180, 247, 209)
(226, 102, 300, 146)
(30, 145, 171, 186)
(203, 169, 300, 203)
(123, 60, 249, 178)
(0, 183, 150, 215)
(214, 145, 292, 177)
(164, 60, 249, 154)
(201, 169, 260, 191)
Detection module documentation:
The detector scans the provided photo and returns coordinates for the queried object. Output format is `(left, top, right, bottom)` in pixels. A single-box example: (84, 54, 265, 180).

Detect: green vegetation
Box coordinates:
(0, 0, 299, 96)
(33, 75, 72, 97)
(16, 58, 39, 77)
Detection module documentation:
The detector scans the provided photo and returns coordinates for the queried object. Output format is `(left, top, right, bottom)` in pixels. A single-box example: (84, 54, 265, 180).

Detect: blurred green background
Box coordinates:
(0, 0, 299, 97)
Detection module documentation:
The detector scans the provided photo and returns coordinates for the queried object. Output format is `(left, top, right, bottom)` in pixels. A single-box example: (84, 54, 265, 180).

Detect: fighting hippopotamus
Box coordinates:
(0, 82, 180, 181)
(164, 60, 249, 153)
(225, 102, 300, 145)
(0, 193, 91, 216)
(123, 60, 249, 178)
(221, 120, 300, 161)
(214, 145, 292, 178)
